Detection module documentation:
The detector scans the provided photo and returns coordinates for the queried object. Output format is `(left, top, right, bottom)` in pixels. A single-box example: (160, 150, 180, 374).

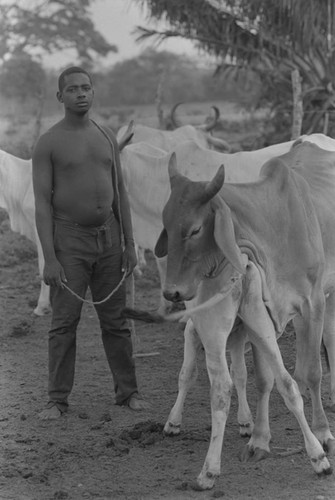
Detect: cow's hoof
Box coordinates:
(190, 481, 206, 491)
(33, 305, 51, 316)
(238, 445, 270, 462)
(239, 422, 253, 438)
(192, 471, 218, 490)
(311, 453, 332, 475)
(163, 421, 181, 436)
(317, 466, 333, 476)
(316, 464, 332, 476)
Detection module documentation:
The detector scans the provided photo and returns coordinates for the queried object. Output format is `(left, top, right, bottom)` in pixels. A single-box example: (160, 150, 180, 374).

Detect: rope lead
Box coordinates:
(62, 270, 127, 306)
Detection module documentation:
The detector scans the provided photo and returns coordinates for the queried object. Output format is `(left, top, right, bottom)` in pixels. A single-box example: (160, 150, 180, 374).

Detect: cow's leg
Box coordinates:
(239, 341, 273, 461)
(195, 333, 233, 490)
(294, 298, 335, 454)
(132, 244, 146, 278)
(34, 280, 51, 316)
(33, 240, 51, 315)
(240, 262, 331, 475)
(137, 245, 147, 269)
(322, 291, 335, 412)
(164, 320, 201, 436)
(228, 324, 254, 437)
(193, 297, 238, 490)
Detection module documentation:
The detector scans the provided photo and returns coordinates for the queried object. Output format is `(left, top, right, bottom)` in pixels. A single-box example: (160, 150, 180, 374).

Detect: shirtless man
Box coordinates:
(32, 66, 148, 419)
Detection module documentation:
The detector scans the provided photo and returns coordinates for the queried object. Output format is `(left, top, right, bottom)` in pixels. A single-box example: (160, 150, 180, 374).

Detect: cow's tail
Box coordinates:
(122, 307, 167, 323)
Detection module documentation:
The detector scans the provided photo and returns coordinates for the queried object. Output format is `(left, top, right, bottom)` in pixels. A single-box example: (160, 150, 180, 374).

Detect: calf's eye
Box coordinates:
(190, 227, 201, 237)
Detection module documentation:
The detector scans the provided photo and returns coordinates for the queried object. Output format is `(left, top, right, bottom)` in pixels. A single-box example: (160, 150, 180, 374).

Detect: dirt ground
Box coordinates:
(0, 215, 334, 500)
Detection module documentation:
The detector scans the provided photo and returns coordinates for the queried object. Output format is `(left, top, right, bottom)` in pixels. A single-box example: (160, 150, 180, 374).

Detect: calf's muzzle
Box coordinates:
(163, 284, 194, 303)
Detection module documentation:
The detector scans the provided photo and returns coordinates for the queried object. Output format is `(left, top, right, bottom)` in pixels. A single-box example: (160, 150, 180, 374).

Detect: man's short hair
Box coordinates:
(58, 66, 92, 92)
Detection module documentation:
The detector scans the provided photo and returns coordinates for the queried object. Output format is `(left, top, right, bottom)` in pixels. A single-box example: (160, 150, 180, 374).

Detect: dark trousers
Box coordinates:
(48, 212, 137, 411)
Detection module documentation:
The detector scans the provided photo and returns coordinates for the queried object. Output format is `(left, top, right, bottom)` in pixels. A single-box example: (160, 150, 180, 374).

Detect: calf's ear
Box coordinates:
(154, 229, 168, 258)
(213, 199, 246, 274)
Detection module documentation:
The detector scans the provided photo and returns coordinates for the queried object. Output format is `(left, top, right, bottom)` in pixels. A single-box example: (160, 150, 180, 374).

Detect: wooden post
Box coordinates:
(291, 68, 303, 139)
(155, 68, 166, 129)
(323, 111, 329, 135)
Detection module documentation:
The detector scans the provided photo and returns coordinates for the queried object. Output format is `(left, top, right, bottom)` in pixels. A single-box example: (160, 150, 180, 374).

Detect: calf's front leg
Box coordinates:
(192, 296, 238, 490)
(164, 320, 202, 436)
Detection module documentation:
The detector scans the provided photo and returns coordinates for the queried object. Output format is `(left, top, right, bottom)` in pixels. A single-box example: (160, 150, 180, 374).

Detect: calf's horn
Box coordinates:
(200, 164, 225, 203)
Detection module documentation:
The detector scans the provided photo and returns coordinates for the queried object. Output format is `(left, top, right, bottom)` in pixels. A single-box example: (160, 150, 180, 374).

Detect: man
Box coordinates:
(32, 66, 149, 419)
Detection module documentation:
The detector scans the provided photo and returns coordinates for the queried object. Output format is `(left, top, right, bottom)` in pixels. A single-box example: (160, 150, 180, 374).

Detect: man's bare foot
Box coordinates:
(38, 405, 63, 420)
(127, 394, 151, 411)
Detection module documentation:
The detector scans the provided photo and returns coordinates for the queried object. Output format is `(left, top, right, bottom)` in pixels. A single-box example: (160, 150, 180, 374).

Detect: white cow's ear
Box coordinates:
(154, 229, 168, 258)
(213, 198, 246, 274)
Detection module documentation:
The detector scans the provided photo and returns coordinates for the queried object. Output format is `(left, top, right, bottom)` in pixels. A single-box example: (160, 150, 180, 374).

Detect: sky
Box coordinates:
(44, 0, 199, 69)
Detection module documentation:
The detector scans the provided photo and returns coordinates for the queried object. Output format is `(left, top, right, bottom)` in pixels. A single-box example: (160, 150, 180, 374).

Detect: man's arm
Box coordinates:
(32, 134, 66, 286)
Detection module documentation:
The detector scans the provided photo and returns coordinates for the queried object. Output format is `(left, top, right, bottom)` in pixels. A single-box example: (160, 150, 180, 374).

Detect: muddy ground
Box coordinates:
(0, 213, 334, 500)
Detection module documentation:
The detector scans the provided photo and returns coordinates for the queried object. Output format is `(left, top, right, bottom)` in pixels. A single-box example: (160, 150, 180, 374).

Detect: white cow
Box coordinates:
(120, 131, 335, 299)
(0, 149, 50, 315)
(3, 133, 335, 317)
(120, 133, 335, 312)
(117, 120, 231, 153)
(152, 145, 335, 489)
(120, 133, 335, 421)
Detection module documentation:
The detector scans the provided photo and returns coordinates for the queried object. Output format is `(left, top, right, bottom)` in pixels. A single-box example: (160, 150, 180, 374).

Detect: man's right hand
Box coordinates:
(43, 260, 67, 287)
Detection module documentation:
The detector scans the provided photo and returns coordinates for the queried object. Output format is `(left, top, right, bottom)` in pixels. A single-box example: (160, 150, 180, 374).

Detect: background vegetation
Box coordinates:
(135, 0, 335, 142)
(0, 49, 263, 158)
(1, 0, 334, 158)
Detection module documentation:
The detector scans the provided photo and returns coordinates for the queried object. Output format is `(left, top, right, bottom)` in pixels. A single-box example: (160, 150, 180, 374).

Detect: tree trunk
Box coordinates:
(155, 68, 166, 129)
(291, 68, 303, 139)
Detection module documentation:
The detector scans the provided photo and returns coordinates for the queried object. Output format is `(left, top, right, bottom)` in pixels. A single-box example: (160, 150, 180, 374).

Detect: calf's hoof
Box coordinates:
(192, 470, 218, 490)
(311, 452, 332, 476)
(33, 304, 51, 316)
(239, 444, 270, 462)
(239, 422, 253, 438)
(163, 421, 181, 436)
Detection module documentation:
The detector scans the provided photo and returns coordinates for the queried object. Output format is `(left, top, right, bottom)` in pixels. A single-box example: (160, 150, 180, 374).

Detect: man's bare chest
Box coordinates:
(51, 131, 113, 171)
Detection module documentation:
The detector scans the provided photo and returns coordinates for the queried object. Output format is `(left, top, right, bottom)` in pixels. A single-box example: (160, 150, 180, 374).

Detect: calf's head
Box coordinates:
(154, 153, 245, 303)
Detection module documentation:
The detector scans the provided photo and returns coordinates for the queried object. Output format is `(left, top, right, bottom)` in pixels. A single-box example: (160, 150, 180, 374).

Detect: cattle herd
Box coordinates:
(1, 118, 335, 490)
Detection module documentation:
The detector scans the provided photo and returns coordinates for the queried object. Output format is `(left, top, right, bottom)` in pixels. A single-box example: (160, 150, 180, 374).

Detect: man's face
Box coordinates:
(57, 72, 94, 113)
